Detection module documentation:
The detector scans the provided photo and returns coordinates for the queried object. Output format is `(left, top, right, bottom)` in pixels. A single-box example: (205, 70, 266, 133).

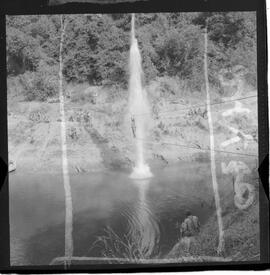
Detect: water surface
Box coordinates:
(10, 162, 219, 266)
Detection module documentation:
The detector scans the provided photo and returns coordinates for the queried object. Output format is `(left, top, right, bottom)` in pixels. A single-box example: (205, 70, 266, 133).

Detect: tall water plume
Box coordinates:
(129, 13, 153, 179)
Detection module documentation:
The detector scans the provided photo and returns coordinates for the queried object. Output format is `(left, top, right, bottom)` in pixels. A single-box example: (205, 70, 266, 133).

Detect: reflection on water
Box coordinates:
(10, 162, 219, 266)
(128, 179, 160, 258)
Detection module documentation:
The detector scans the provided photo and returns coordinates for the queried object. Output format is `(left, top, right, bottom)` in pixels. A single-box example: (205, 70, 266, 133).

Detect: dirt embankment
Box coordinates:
(8, 101, 103, 174)
(166, 189, 260, 261)
(8, 78, 258, 175)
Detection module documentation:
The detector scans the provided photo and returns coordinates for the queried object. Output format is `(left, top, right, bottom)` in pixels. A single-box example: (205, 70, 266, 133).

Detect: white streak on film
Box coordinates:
(222, 101, 251, 117)
(220, 136, 241, 148)
(204, 27, 224, 255)
(59, 15, 73, 266)
(221, 161, 255, 210)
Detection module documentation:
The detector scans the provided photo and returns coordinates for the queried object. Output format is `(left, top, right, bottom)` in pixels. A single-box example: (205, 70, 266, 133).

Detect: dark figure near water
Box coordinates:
(131, 115, 136, 138)
(178, 211, 200, 252)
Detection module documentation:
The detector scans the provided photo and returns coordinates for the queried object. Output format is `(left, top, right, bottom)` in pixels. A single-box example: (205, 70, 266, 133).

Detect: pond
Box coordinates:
(10, 162, 220, 266)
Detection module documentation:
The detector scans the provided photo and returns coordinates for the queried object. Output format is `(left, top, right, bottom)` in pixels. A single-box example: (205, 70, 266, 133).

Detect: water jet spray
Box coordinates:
(128, 13, 153, 179)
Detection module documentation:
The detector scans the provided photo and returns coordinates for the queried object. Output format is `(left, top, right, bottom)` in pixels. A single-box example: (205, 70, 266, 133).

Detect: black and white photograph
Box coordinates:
(5, 9, 265, 268)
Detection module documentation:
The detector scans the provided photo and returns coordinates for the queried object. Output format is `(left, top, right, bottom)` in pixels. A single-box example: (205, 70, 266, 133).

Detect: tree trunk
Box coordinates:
(203, 27, 224, 255)
(59, 14, 73, 266)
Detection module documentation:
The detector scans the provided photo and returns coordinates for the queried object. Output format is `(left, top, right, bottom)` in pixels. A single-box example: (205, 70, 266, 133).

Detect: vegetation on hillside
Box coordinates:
(6, 12, 256, 101)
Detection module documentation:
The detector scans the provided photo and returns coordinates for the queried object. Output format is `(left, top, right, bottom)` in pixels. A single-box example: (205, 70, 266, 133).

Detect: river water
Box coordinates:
(10, 162, 224, 266)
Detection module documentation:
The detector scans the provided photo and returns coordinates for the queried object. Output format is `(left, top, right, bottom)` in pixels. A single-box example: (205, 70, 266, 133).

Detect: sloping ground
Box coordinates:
(8, 101, 103, 174)
(145, 86, 258, 164)
(166, 159, 260, 261)
(167, 194, 260, 261)
(8, 81, 260, 265)
(66, 80, 258, 169)
(8, 78, 258, 174)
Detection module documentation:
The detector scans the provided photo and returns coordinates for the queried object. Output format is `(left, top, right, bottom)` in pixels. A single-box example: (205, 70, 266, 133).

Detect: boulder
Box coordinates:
(9, 160, 16, 173)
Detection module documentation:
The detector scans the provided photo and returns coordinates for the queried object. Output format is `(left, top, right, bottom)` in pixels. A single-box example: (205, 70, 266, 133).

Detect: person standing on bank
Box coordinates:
(178, 211, 200, 252)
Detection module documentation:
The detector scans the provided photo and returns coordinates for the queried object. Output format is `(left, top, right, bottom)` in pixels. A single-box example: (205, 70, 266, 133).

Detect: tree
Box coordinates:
(6, 12, 256, 100)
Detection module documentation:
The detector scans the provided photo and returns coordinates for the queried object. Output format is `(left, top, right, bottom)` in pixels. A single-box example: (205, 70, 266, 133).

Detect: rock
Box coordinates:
(9, 160, 16, 173)
(47, 97, 59, 103)
(69, 127, 79, 141)
(111, 145, 118, 152)
(75, 165, 86, 173)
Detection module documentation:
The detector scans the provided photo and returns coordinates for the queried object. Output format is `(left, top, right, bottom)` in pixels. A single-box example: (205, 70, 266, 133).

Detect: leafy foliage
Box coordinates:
(6, 12, 257, 101)
(20, 66, 59, 101)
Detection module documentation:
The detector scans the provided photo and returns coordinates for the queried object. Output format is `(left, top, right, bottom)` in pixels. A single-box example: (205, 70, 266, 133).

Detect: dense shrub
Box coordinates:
(20, 63, 60, 101)
(6, 12, 257, 101)
(105, 84, 127, 103)
(70, 85, 98, 103)
(7, 76, 25, 98)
